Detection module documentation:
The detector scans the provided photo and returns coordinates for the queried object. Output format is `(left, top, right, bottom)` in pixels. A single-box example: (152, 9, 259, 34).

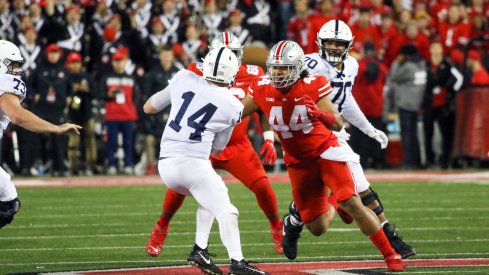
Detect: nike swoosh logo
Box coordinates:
(235, 82, 244, 86)
(197, 251, 211, 265)
(294, 97, 303, 102)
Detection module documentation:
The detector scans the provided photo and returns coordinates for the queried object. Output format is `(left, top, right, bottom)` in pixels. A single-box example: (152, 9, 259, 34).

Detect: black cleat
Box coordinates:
(383, 222, 416, 259)
(228, 259, 269, 275)
(187, 244, 223, 275)
(281, 214, 303, 260)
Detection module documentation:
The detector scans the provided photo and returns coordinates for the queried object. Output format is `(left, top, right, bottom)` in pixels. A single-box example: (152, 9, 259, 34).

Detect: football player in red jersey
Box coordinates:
(241, 40, 404, 272)
(146, 32, 284, 259)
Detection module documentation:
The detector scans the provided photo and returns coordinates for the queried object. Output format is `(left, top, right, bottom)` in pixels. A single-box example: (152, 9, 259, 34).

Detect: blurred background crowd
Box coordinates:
(0, 0, 489, 177)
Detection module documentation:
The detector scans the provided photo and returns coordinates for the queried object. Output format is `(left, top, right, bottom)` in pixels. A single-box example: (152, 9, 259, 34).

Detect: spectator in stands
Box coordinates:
(129, 0, 152, 39)
(0, 0, 14, 41)
(180, 24, 206, 65)
(368, 0, 392, 26)
(88, 0, 113, 71)
(350, 42, 388, 169)
(377, 12, 398, 66)
(468, 11, 489, 39)
(287, 0, 316, 52)
(158, 0, 182, 44)
(146, 17, 171, 67)
(30, 44, 72, 176)
(227, 9, 251, 46)
(202, 0, 226, 39)
(238, 0, 271, 45)
(99, 49, 139, 175)
(437, 3, 471, 56)
(306, 0, 335, 54)
(57, 5, 86, 53)
(349, 7, 381, 57)
(65, 52, 97, 176)
(277, 0, 293, 40)
(415, 11, 434, 40)
(140, 46, 181, 175)
(17, 26, 41, 78)
(396, 9, 412, 33)
(422, 42, 463, 169)
(384, 44, 427, 169)
(467, 50, 489, 85)
(11, 0, 28, 32)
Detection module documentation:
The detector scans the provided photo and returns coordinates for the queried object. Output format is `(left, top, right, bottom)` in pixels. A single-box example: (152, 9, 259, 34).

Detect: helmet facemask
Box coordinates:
(267, 64, 300, 89)
(319, 39, 351, 66)
(3, 58, 25, 77)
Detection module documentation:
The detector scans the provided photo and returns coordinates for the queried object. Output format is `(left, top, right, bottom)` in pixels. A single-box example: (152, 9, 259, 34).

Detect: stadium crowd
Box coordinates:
(1, 0, 489, 177)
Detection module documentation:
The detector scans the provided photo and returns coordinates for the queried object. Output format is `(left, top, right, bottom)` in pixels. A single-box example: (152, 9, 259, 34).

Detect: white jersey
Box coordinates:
(304, 53, 375, 136)
(0, 74, 26, 140)
(157, 70, 243, 159)
(304, 53, 358, 113)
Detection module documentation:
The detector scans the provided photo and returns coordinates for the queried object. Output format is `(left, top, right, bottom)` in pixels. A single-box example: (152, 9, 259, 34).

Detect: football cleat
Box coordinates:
(146, 222, 169, 256)
(383, 223, 416, 259)
(187, 244, 223, 275)
(228, 259, 269, 275)
(281, 214, 303, 260)
(384, 253, 405, 272)
(270, 223, 283, 254)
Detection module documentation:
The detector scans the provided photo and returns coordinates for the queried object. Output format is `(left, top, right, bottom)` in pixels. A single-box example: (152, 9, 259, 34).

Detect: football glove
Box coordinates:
(260, 131, 277, 165)
(367, 128, 388, 149)
(303, 96, 335, 127)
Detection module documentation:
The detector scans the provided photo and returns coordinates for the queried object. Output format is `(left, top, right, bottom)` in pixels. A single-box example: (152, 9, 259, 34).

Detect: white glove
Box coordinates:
(367, 128, 388, 149)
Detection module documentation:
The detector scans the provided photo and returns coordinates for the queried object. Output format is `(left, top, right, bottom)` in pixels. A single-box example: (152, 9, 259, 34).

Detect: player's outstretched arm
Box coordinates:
(241, 95, 260, 118)
(144, 86, 171, 114)
(0, 93, 82, 135)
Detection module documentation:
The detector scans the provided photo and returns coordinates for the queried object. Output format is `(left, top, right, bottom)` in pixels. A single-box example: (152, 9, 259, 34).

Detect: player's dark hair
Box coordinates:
(299, 69, 309, 79)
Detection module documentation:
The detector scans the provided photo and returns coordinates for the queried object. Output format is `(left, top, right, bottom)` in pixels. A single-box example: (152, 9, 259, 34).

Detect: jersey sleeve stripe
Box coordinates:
(318, 84, 331, 91)
(248, 86, 254, 98)
(319, 89, 332, 97)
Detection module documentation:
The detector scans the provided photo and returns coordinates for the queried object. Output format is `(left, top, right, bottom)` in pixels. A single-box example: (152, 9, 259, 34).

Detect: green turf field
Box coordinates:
(1, 180, 489, 274)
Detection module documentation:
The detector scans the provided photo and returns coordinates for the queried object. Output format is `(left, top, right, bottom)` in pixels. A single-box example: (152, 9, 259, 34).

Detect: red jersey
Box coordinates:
(248, 75, 337, 165)
(187, 62, 264, 160)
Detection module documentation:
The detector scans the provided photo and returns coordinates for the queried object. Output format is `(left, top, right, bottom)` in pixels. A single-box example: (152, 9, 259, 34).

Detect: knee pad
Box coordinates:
(0, 197, 21, 229)
(361, 187, 384, 215)
(289, 200, 302, 222)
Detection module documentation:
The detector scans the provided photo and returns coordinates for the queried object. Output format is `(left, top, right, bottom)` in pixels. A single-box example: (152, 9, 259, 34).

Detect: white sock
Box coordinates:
(195, 206, 214, 249)
(216, 213, 244, 261)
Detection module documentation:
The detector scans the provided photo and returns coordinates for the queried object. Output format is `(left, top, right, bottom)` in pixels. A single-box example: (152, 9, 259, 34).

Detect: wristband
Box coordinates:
(318, 111, 336, 128)
(263, 131, 274, 141)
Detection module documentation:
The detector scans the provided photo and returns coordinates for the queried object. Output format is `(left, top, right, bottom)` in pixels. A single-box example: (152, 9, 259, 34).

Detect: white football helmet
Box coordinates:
(203, 47, 239, 85)
(0, 40, 25, 76)
(317, 19, 354, 66)
(209, 32, 243, 65)
(266, 40, 304, 89)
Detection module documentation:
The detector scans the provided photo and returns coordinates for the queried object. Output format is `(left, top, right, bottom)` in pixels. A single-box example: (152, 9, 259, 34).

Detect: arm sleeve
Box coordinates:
(212, 126, 235, 150)
(149, 85, 171, 111)
(341, 93, 376, 134)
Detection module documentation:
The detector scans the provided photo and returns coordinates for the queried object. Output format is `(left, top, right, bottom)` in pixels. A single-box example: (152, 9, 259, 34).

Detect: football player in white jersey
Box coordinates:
(143, 47, 269, 275)
(301, 20, 415, 258)
(0, 40, 81, 229)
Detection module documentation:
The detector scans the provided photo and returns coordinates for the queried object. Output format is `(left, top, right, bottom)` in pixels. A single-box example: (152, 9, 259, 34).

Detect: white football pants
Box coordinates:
(0, 167, 16, 201)
(158, 157, 243, 260)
